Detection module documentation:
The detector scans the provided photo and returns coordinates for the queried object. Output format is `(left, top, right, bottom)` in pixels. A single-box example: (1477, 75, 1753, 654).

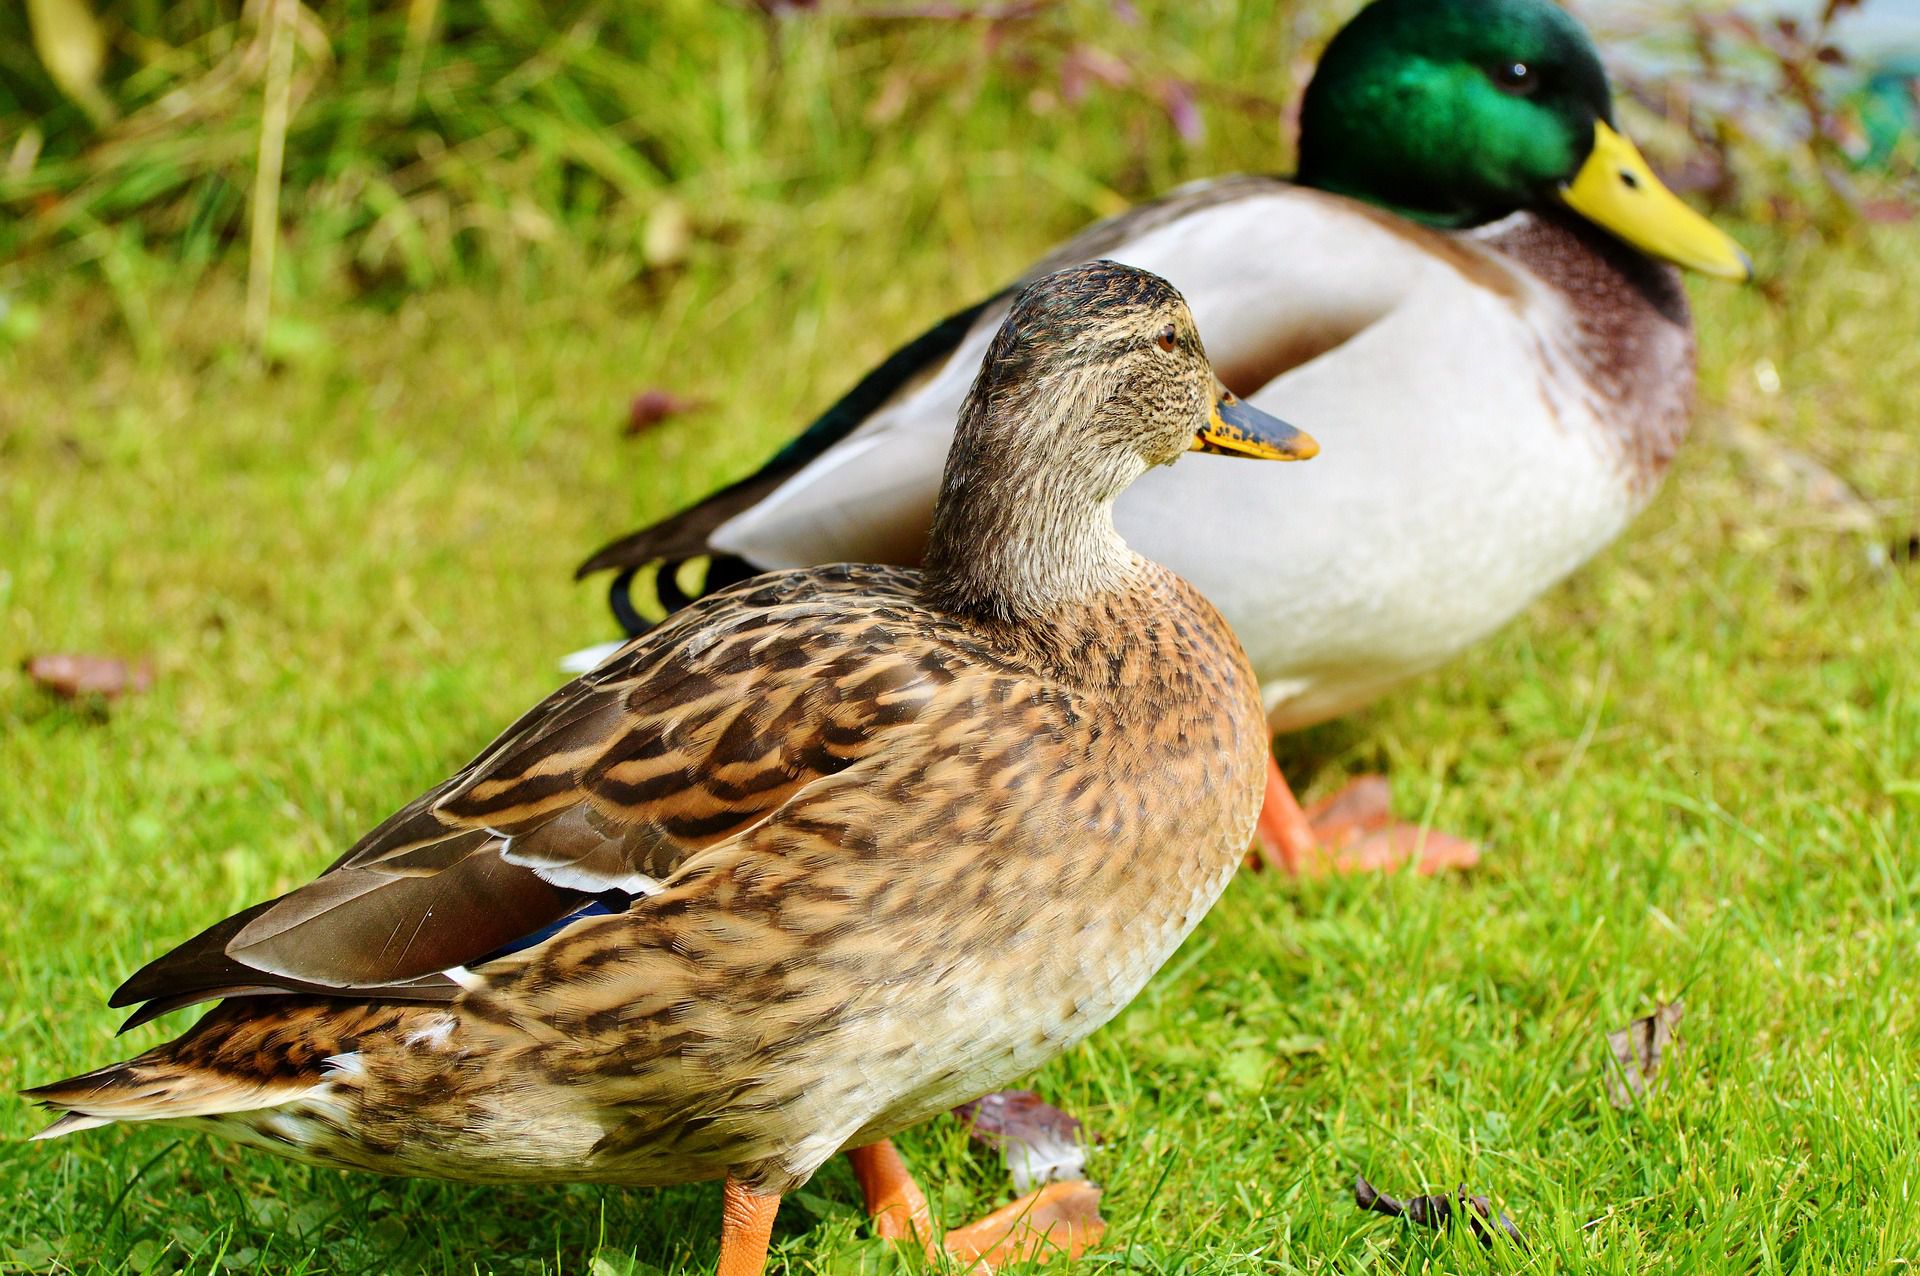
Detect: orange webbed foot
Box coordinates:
(846, 1142, 1104, 1270)
(941, 1179, 1105, 1268)
(1248, 762, 1480, 877)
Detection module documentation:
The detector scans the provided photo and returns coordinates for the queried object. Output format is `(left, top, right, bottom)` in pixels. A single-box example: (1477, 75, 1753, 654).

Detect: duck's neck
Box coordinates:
(922, 398, 1143, 628)
(1295, 171, 1489, 230)
(1471, 205, 1695, 490)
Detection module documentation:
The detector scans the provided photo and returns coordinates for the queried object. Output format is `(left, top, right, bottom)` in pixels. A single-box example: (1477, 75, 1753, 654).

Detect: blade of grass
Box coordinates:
(245, 0, 296, 354)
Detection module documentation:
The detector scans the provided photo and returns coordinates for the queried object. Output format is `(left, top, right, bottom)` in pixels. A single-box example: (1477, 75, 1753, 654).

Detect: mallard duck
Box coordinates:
(571, 0, 1752, 875)
(26, 262, 1314, 1275)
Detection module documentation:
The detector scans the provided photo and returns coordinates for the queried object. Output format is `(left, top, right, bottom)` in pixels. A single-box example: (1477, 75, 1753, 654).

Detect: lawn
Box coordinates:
(3, 5, 1919, 1274)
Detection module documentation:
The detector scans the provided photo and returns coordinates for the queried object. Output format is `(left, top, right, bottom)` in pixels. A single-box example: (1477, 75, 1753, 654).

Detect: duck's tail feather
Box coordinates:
(22, 997, 382, 1139)
(601, 554, 759, 641)
(573, 292, 1003, 633)
(22, 1053, 311, 1138)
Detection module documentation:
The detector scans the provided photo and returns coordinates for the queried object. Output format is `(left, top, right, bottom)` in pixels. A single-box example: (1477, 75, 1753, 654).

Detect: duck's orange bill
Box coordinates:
(1192, 388, 1319, 460)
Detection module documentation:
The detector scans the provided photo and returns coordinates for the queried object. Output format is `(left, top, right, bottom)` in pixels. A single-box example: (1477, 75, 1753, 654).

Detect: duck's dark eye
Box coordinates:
(1155, 324, 1177, 353)
(1492, 61, 1538, 96)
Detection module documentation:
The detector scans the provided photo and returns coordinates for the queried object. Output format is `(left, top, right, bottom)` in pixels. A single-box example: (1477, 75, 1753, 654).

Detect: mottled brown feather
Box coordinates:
(111, 565, 985, 1016)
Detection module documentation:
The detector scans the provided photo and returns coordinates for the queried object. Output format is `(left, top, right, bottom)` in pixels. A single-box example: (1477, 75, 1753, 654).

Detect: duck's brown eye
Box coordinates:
(1492, 61, 1538, 96)
(1156, 324, 1177, 353)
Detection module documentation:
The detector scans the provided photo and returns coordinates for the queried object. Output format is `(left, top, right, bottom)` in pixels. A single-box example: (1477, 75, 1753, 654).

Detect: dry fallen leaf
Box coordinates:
(1354, 1174, 1524, 1248)
(1606, 999, 1684, 1108)
(953, 1091, 1089, 1191)
(23, 653, 154, 700)
(624, 389, 708, 436)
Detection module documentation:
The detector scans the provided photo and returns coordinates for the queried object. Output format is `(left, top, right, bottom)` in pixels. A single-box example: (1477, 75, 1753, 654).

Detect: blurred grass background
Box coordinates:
(2, 1, 1919, 1273)
(0, 0, 1334, 341)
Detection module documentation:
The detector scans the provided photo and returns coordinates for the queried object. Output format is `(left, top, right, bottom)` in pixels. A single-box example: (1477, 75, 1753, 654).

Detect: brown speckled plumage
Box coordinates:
(26, 263, 1273, 1215)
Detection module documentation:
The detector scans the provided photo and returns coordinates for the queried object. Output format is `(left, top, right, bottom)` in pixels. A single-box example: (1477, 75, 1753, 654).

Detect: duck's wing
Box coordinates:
(112, 568, 956, 1028)
(572, 176, 1347, 622)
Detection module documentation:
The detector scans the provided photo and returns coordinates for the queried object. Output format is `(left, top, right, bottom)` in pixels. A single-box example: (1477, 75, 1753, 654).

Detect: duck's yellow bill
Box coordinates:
(1192, 389, 1319, 460)
(1559, 121, 1753, 282)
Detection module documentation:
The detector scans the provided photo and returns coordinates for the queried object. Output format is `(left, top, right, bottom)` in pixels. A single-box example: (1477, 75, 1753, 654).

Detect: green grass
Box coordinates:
(3, 7, 1920, 1273)
(1, 0, 1332, 296)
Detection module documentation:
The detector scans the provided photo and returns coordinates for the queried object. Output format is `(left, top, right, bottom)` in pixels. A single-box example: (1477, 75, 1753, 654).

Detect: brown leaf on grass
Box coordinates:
(953, 1091, 1089, 1191)
(24, 653, 154, 700)
(1354, 1175, 1524, 1248)
(1605, 1000, 1684, 1109)
(624, 389, 707, 436)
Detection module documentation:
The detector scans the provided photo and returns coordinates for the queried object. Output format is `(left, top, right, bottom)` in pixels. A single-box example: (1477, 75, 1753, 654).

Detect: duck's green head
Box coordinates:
(1297, 0, 1751, 280)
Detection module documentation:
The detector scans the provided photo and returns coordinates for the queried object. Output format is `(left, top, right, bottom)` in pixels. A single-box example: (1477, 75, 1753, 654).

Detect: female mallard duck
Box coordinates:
(26, 262, 1314, 1275)
(572, 0, 1752, 875)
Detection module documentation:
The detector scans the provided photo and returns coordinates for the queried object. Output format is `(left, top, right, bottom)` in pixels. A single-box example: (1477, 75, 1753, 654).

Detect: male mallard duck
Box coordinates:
(26, 262, 1314, 1275)
(572, 0, 1752, 875)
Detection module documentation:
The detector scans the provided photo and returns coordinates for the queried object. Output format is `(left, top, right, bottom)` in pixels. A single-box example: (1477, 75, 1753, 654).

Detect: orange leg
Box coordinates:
(717, 1175, 782, 1276)
(1251, 758, 1317, 873)
(1250, 757, 1480, 877)
(846, 1140, 934, 1244)
(845, 1140, 1104, 1270)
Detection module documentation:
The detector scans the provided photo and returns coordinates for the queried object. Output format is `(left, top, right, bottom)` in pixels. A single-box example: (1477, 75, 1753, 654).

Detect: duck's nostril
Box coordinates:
(1620, 169, 1640, 190)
